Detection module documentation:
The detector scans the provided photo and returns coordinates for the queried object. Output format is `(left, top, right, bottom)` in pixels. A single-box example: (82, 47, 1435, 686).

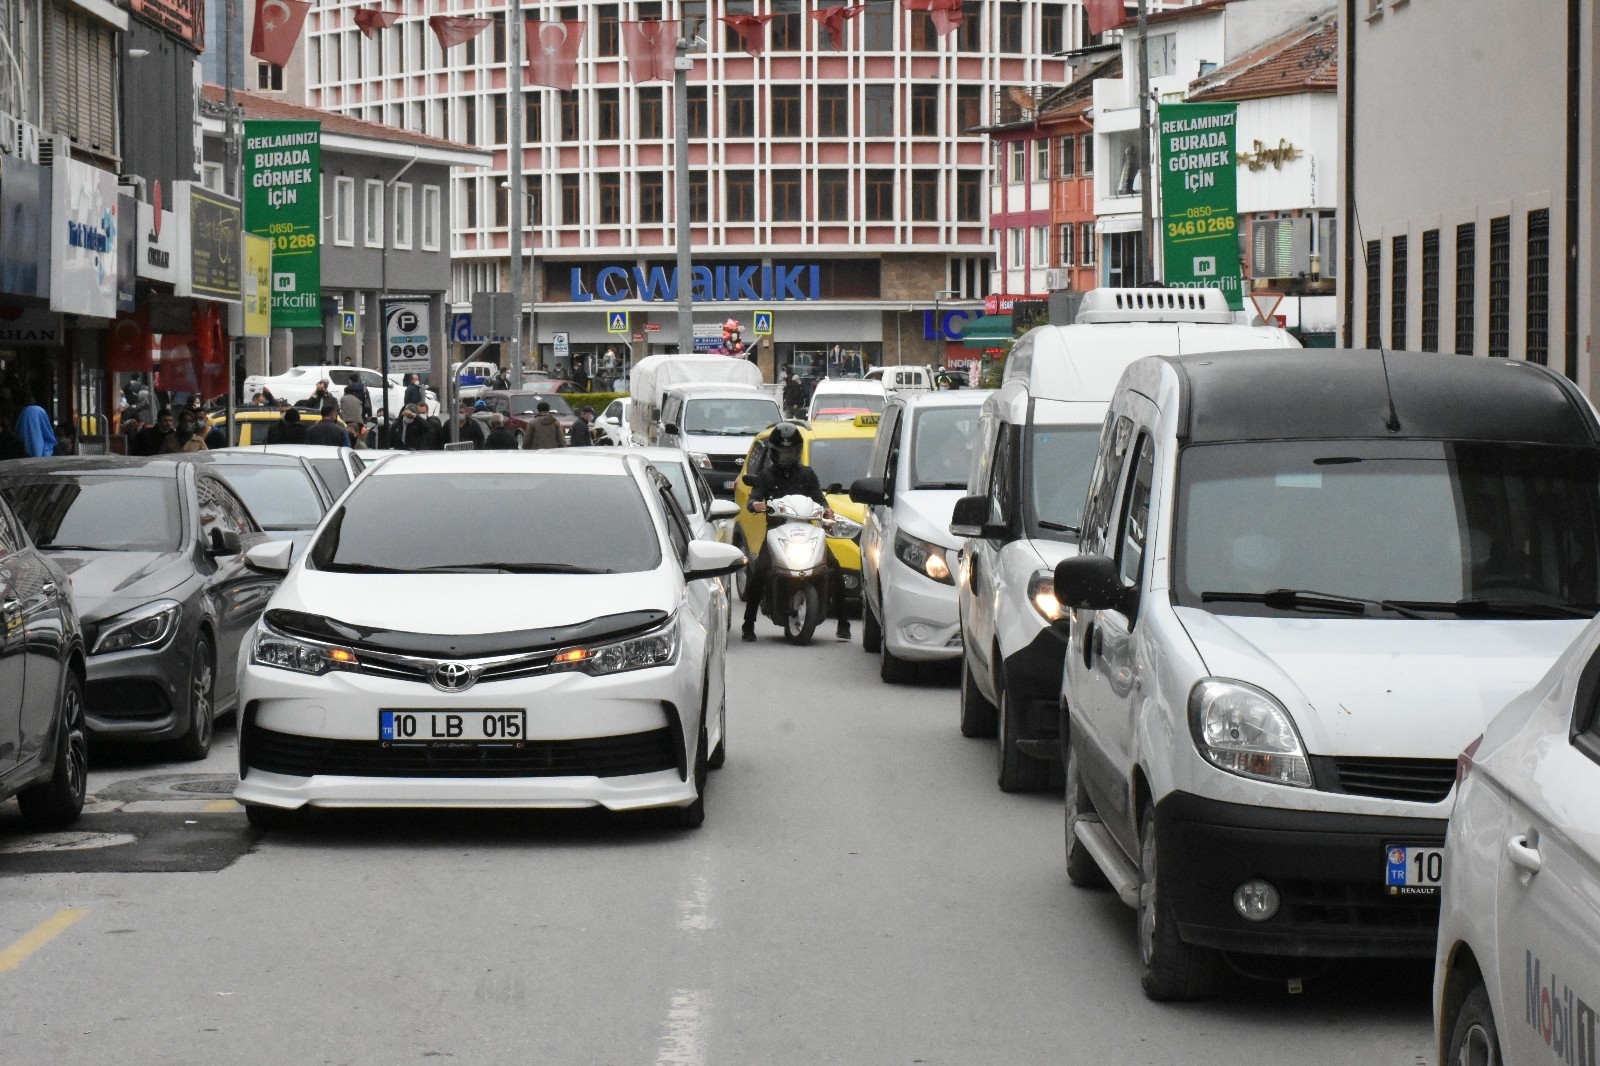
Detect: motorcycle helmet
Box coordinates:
(768, 421, 804, 472)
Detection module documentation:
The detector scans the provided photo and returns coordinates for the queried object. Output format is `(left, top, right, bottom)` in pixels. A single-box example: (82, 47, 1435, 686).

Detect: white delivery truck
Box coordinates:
(628, 355, 782, 496)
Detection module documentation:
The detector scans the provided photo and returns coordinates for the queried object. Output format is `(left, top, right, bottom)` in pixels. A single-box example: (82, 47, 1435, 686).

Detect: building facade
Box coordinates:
(300, 0, 1088, 378)
(1341, 0, 1594, 390)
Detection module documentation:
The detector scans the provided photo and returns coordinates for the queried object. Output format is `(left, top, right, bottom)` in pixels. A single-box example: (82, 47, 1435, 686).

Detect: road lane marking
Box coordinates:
(656, 989, 704, 1066)
(0, 908, 87, 974)
(203, 799, 241, 813)
(677, 874, 714, 932)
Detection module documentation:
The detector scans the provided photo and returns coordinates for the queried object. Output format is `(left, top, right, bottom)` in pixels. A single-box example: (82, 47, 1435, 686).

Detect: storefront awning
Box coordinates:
(961, 314, 1013, 348)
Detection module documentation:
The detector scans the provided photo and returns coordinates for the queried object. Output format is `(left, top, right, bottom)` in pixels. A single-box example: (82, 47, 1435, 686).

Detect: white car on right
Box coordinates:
(1434, 619, 1600, 1066)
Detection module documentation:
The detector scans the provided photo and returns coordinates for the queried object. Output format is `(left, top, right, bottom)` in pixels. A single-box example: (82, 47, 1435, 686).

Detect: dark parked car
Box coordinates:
(0, 490, 88, 828)
(0, 457, 277, 759)
(475, 391, 577, 444)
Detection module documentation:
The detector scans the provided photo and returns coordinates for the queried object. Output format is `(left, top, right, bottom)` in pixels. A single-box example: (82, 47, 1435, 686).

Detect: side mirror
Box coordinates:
(243, 539, 294, 573)
(708, 499, 739, 520)
(663, 422, 681, 436)
(1054, 555, 1129, 614)
(684, 540, 746, 581)
(208, 527, 243, 556)
(850, 476, 889, 506)
(949, 494, 1007, 540)
(824, 482, 844, 495)
(741, 472, 757, 487)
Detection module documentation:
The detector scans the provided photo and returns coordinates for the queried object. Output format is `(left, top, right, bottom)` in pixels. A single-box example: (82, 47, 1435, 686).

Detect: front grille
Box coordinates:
(350, 651, 557, 686)
(1277, 878, 1441, 931)
(246, 726, 677, 779)
(706, 455, 744, 474)
(1315, 756, 1456, 803)
(88, 680, 170, 721)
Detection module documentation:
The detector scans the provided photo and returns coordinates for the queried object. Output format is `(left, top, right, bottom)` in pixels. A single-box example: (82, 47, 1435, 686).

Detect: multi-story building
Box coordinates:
(301, 0, 1082, 376)
(1045, 57, 1115, 299)
(1342, 0, 1594, 391)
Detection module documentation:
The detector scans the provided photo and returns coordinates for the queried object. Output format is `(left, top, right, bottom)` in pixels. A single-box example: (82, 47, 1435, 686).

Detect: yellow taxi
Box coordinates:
(732, 414, 879, 607)
(209, 407, 355, 446)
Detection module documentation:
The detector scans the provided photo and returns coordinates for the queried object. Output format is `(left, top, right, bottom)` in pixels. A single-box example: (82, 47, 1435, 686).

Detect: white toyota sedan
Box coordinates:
(1435, 617, 1600, 1063)
(232, 451, 744, 829)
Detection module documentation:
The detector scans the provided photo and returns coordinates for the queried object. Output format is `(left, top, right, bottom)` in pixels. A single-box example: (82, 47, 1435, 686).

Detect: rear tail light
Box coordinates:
(1456, 734, 1483, 789)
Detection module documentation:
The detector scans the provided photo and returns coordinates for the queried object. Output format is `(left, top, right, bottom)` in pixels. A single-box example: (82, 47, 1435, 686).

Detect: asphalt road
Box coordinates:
(0, 628, 1434, 1065)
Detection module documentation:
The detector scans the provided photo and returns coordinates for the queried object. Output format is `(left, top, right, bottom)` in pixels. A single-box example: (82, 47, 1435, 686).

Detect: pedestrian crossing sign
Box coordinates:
(341, 311, 357, 335)
(753, 310, 773, 336)
(606, 311, 629, 334)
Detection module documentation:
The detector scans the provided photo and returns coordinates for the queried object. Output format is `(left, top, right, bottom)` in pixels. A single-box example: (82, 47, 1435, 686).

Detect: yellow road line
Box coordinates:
(0, 908, 88, 974)
(203, 799, 241, 813)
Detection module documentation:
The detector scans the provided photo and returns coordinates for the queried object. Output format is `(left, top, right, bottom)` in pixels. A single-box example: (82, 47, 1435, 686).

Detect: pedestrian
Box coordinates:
(184, 393, 206, 421)
(567, 406, 596, 447)
(403, 373, 425, 407)
(265, 407, 307, 444)
(13, 389, 56, 457)
(453, 401, 488, 449)
(525, 400, 565, 449)
(782, 371, 804, 417)
(484, 412, 518, 449)
(234, 353, 247, 406)
(489, 365, 511, 390)
(133, 408, 174, 455)
(339, 383, 366, 429)
(166, 410, 207, 452)
(296, 380, 333, 410)
(303, 401, 353, 447)
(390, 404, 430, 449)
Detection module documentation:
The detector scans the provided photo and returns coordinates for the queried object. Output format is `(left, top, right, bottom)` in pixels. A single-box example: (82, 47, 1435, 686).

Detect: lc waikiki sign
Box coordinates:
(1158, 102, 1243, 311)
(572, 264, 823, 302)
(243, 120, 321, 329)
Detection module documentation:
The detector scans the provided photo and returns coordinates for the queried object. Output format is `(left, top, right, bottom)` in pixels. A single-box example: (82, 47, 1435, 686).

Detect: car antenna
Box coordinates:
(1352, 197, 1401, 432)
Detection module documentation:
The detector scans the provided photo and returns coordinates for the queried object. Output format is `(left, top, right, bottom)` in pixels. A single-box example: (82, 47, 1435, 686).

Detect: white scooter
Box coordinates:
(755, 495, 838, 645)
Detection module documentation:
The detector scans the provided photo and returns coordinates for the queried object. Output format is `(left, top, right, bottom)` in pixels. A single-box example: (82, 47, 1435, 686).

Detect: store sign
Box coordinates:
(176, 182, 241, 303)
(243, 120, 321, 328)
(242, 233, 272, 337)
(382, 298, 431, 374)
(923, 310, 984, 341)
(0, 155, 50, 299)
(0, 307, 62, 345)
(983, 294, 1040, 315)
(137, 184, 180, 284)
(1237, 138, 1302, 172)
(128, 0, 202, 45)
(50, 157, 121, 318)
(571, 263, 822, 303)
(1158, 101, 1243, 310)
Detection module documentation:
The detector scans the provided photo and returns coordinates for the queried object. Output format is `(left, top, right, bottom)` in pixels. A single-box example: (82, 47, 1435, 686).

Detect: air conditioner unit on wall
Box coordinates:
(1045, 268, 1072, 290)
(1251, 217, 1311, 281)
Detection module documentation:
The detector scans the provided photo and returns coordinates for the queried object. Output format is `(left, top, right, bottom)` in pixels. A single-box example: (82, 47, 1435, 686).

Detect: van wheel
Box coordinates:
(959, 657, 998, 738)
(1445, 982, 1501, 1066)
(1064, 736, 1108, 888)
(1138, 806, 1221, 1001)
(861, 601, 881, 653)
(997, 684, 1050, 792)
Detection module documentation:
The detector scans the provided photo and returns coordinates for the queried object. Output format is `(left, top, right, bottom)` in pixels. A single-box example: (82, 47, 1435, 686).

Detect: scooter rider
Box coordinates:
(742, 422, 851, 644)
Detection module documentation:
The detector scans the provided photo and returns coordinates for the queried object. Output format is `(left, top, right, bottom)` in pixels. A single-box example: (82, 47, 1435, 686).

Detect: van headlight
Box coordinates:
(688, 452, 713, 469)
(1188, 679, 1312, 788)
(551, 616, 680, 676)
(894, 532, 951, 584)
(1027, 571, 1064, 621)
(252, 623, 359, 676)
(93, 600, 182, 654)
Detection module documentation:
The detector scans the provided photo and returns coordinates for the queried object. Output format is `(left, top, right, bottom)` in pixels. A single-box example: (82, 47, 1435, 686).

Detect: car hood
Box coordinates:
(1173, 608, 1588, 759)
(47, 550, 190, 620)
(680, 432, 757, 458)
(893, 490, 967, 550)
(274, 565, 680, 636)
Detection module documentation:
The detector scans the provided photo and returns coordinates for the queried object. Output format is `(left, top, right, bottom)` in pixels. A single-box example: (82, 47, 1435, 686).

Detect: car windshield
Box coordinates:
(648, 461, 696, 515)
(507, 393, 573, 417)
(682, 398, 781, 435)
(808, 437, 875, 494)
(811, 393, 885, 417)
(2, 476, 183, 552)
(910, 407, 983, 489)
(1027, 426, 1102, 538)
(309, 472, 661, 574)
(217, 465, 326, 530)
(1174, 440, 1600, 615)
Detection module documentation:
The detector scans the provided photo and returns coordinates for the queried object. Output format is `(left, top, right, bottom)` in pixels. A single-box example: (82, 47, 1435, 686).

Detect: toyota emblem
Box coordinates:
(430, 661, 475, 692)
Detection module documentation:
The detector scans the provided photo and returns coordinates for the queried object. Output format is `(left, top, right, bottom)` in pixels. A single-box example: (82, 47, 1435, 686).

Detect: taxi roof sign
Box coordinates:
(853, 413, 881, 428)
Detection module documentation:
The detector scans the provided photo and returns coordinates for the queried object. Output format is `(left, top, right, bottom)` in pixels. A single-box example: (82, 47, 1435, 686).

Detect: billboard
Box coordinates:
(382, 299, 432, 375)
(1158, 102, 1243, 310)
(50, 157, 121, 318)
(243, 120, 321, 328)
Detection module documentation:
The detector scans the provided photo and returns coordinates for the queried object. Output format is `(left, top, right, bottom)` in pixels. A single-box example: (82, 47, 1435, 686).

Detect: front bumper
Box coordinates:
(1001, 627, 1069, 758)
(1156, 790, 1447, 958)
(83, 639, 195, 742)
(234, 657, 702, 813)
(881, 566, 961, 662)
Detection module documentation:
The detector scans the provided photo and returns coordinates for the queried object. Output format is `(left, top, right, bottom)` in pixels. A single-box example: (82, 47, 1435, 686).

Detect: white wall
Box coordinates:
(1236, 93, 1337, 214)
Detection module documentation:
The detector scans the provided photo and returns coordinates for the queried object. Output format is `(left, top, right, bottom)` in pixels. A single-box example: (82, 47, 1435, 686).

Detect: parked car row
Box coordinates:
(843, 287, 1600, 1062)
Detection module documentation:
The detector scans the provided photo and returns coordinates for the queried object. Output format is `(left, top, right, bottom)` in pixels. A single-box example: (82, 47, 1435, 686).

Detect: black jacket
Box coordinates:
(567, 419, 593, 447)
(749, 462, 827, 522)
(303, 419, 352, 447)
(391, 417, 434, 450)
(265, 419, 308, 445)
(485, 426, 518, 450)
(455, 418, 488, 449)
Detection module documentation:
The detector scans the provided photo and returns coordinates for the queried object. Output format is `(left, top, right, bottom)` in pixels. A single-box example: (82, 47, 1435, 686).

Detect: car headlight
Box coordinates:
(93, 600, 182, 654)
(1027, 571, 1064, 621)
(1188, 679, 1312, 788)
(893, 532, 952, 584)
(829, 515, 863, 540)
(551, 616, 680, 676)
(252, 623, 359, 676)
(688, 452, 714, 469)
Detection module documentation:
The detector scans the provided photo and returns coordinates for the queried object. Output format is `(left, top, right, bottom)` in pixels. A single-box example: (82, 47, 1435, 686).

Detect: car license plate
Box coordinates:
(380, 709, 525, 742)
(1385, 844, 1444, 893)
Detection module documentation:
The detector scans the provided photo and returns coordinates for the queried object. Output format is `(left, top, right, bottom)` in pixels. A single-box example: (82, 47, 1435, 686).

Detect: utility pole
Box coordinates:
(1136, 0, 1155, 284)
(507, 7, 527, 387)
(223, 0, 241, 440)
(673, 21, 696, 356)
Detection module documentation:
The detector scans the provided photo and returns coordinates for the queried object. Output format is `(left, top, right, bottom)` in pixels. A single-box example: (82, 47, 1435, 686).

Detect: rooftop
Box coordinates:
(201, 86, 489, 163)
(1186, 12, 1339, 102)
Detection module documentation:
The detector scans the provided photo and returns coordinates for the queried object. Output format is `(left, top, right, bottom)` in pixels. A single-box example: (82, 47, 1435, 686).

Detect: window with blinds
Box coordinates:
(44, 1, 119, 160)
(1252, 217, 1296, 279)
(1488, 215, 1510, 358)
(1390, 235, 1408, 349)
(1526, 208, 1549, 365)
(1420, 230, 1440, 352)
(1455, 223, 1476, 354)
(1364, 240, 1381, 348)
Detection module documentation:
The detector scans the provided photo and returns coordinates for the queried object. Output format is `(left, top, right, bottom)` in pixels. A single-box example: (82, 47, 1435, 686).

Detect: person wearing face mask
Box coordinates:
(165, 409, 208, 452)
(392, 404, 433, 450)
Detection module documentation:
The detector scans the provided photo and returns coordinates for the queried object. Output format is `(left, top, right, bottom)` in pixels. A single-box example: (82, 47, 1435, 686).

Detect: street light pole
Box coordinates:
(673, 22, 696, 356)
(507, 7, 527, 388)
(1135, 0, 1155, 284)
(930, 288, 957, 367)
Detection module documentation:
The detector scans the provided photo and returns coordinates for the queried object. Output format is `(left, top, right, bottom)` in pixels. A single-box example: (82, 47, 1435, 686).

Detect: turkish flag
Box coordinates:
(106, 308, 153, 375)
(621, 20, 679, 83)
(526, 20, 586, 91)
(809, 5, 865, 49)
(1086, 0, 1125, 35)
(250, 0, 311, 68)
(354, 7, 400, 39)
(193, 304, 228, 402)
(720, 14, 775, 57)
(430, 15, 493, 51)
(904, 0, 961, 37)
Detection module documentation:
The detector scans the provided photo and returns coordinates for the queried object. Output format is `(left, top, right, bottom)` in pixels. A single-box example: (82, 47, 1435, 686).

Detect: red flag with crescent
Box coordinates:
(1085, 0, 1124, 35)
(809, 5, 865, 49)
(250, 0, 311, 67)
(903, 0, 961, 36)
(430, 15, 493, 50)
(621, 20, 679, 83)
(526, 20, 586, 91)
(719, 14, 775, 57)
(354, 7, 401, 39)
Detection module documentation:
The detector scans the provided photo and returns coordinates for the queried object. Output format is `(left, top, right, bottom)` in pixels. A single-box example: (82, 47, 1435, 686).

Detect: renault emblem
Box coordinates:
(430, 661, 476, 692)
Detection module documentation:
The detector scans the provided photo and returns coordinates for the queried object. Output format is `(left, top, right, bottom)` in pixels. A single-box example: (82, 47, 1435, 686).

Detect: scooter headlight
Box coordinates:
(780, 537, 814, 568)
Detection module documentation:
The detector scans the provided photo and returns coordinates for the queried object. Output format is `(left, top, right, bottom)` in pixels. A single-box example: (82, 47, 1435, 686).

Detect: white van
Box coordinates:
(950, 288, 1298, 792)
(808, 379, 888, 422)
(865, 365, 934, 392)
(657, 384, 783, 497)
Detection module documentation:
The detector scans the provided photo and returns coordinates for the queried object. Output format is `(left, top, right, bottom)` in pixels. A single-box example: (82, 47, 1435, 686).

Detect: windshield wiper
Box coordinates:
(1036, 520, 1081, 534)
(39, 544, 108, 552)
(1201, 588, 1425, 619)
(1381, 598, 1599, 620)
(316, 561, 405, 574)
(412, 562, 614, 575)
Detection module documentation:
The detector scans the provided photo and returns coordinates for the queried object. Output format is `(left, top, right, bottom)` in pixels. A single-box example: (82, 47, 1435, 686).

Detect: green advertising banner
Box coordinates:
(1158, 102, 1242, 310)
(243, 120, 321, 329)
